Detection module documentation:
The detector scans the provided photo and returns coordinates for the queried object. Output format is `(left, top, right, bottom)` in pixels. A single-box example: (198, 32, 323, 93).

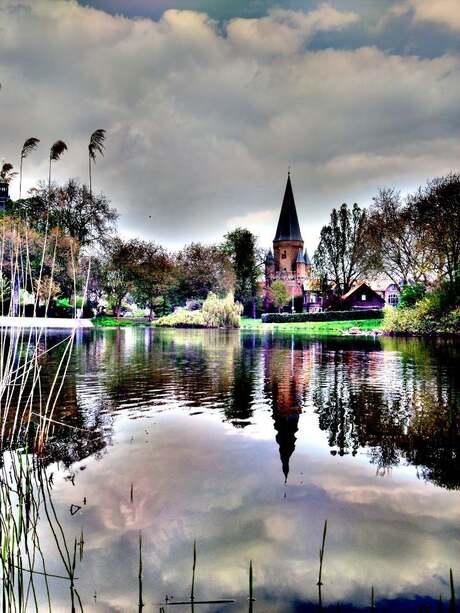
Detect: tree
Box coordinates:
(267, 279, 290, 313)
(222, 228, 260, 317)
(88, 129, 106, 199)
(366, 188, 434, 288)
(314, 203, 369, 296)
(131, 241, 174, 319)
(173, 242, 234, 304)
(100, 238, 139, 317)
(15, 179, 118, 250)
(411, 173, 460, 284)
(19, 137, 40, 199)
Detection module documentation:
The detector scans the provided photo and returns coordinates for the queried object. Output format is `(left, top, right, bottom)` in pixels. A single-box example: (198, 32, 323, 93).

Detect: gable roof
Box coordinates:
(341, 281, 384, 301)
(274, 173, 303, 242)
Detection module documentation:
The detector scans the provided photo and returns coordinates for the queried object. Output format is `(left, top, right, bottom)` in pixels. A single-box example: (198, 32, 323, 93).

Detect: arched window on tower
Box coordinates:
(281, 250, 287, 259)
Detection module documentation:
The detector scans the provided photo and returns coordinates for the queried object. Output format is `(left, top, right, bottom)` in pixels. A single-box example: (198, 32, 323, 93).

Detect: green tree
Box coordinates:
(12, 179, 118, 250)
(267, 279, 290, 313)
(314, 203, 369, 296)
(101, 238, 138, 317)
(131, 241, 174, 319)
(399, 283, 426, 308)
(222, 228, 259, 317)
(173, 242, 234, 304)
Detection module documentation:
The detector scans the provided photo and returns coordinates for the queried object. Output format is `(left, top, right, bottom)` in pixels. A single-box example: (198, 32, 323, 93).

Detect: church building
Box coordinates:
(264, 173, 321, 312)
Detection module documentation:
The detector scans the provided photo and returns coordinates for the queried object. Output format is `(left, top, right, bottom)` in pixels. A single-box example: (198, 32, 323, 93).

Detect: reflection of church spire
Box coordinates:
(273, 410, 299, 483)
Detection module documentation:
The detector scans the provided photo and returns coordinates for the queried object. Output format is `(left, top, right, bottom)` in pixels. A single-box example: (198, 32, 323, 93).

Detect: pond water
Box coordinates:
(2, 328, 460, 612)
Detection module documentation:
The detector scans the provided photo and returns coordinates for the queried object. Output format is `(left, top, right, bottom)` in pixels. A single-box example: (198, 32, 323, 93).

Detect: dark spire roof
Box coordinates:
(274, 173, 303, 242)
(304, 249, 311, 266)
(265, 249, 274, 263)
(296, 248, 304, 263)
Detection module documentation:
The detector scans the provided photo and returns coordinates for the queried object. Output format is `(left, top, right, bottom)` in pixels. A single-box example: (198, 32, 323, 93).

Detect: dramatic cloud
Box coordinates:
(227, 5, 360, 55)
(406, 0, 460, 32)
(0, 0, 459, 251)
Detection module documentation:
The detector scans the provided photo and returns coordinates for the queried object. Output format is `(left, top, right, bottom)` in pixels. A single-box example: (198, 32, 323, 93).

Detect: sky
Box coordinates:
(0, 0, 459, 253)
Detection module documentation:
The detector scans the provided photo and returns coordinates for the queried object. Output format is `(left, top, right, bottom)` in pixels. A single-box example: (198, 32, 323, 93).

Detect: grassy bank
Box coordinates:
(92, 315, 384, 335)
(241, 317, 383, 335)
(92, 316, 150, 328)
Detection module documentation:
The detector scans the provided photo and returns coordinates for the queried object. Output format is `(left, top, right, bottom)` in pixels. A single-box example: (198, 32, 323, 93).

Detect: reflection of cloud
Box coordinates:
(42, 405, 460, 611)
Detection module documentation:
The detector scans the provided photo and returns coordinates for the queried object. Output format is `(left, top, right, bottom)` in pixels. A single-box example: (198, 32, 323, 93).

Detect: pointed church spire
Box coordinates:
(274, 172, 303, 242)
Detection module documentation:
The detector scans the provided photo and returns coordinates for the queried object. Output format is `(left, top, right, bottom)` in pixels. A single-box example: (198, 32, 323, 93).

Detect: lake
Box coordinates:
(1, 328, 460, 612)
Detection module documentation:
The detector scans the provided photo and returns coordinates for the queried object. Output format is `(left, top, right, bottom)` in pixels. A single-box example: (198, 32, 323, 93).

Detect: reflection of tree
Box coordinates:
(223, 336, 258, 427)
(312, 339, 460, 489)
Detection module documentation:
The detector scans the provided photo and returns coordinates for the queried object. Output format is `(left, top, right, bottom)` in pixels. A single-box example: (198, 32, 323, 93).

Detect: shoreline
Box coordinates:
(0, 316, 94, 329)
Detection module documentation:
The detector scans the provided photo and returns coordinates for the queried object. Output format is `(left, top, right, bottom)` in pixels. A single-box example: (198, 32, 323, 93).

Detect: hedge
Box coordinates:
(261, 309, 384, 323)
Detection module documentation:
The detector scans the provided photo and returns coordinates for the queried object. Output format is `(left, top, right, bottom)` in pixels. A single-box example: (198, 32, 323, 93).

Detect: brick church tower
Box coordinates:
(264, 172, 317, 312)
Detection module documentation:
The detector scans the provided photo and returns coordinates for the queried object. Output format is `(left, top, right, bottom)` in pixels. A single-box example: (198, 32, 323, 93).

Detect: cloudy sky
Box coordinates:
(1, 0, 459, 252)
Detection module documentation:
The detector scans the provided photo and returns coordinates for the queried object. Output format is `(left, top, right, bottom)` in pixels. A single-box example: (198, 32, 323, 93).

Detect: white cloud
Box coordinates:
(227, 4, 360, 56)
(378, 0, 460, 33)
(410, 0, 460, 32)
(0, 0, 459, 251)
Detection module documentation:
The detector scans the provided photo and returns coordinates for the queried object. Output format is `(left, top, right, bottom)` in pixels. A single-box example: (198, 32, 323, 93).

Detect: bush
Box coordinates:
(261, 309, 384, 324)
(382, 302, 460, 335)
(399, 283, 426, 308)
(154, 309, 207, 328)
(201, 292, 242, 328)
(155, 292, 242, 328)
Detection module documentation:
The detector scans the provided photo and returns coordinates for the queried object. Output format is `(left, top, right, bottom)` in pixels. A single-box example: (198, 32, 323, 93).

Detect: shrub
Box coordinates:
(154, 309, 207, 328)
(382, 302, 460, 335)
(201, 292, 242, 328)
(155, 293, 242, 328)
(261, 309, 383, 324)
(399, 283, 426, 308)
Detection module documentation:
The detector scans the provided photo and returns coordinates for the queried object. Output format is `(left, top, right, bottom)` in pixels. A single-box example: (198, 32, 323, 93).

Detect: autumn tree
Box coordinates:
(314, 203, 369, 295)
(410, 173, 460, 284)
(366, 188, 433, 288)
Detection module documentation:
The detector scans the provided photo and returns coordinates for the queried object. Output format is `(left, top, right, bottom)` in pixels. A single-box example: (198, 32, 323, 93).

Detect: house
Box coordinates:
(341, 282, 385, 310)
(369, 276, 401, 307)
(264, 172, 322, 312)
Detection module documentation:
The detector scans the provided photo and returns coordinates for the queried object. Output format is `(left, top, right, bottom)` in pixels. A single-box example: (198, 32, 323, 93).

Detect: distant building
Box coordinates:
(369, 277, 401, 307)
(264, 173, 322, 312)
(340, 281, 385, 310)
(0, 181, 9, 211)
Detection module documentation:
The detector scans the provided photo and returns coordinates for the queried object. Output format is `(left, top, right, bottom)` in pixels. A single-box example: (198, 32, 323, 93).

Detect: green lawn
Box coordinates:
(92, 316, 150, 328)
(92, 315, 383, 335)
(240, 317, 383, 335)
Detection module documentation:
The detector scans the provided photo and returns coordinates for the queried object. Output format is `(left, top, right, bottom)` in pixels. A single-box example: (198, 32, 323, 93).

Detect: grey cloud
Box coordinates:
(0, 0, 459, 253)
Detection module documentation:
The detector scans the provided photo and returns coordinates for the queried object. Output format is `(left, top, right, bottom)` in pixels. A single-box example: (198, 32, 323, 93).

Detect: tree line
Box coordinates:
(314, 173, 460, 296)
(2, 129, 459, 320)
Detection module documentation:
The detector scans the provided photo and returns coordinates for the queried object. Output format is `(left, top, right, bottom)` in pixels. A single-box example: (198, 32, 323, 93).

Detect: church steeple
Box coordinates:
(273, 172, 303, 242)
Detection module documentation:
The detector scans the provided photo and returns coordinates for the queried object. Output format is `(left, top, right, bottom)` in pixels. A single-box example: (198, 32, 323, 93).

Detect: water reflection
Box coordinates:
(14, 329, 460, 490)
(2, 329, 460, 610)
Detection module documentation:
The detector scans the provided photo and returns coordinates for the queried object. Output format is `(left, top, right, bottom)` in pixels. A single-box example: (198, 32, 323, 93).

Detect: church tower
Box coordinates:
(272, 172, 304, 274)
(264, 172, 313, 312)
